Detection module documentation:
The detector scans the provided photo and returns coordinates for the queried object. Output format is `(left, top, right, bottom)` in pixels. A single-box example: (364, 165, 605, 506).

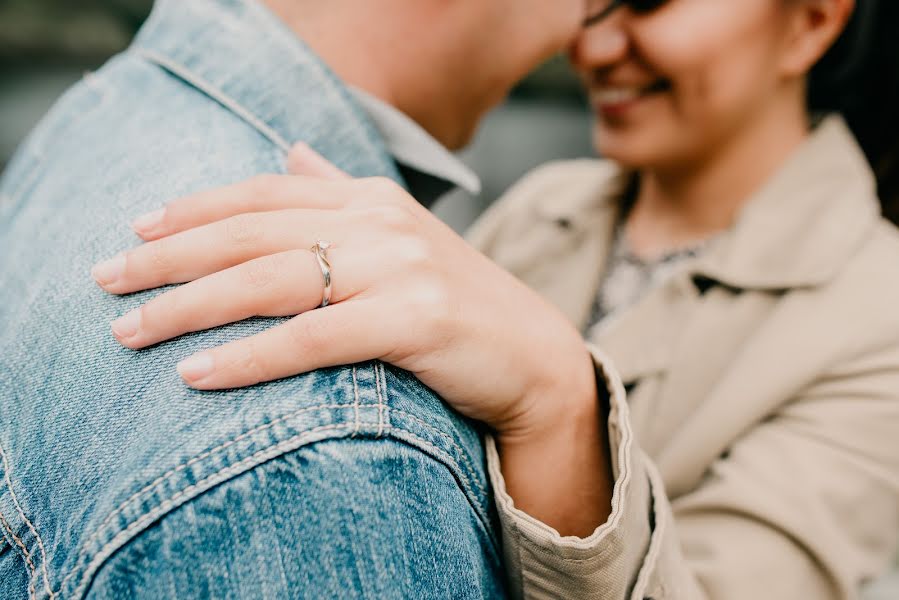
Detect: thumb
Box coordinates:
(287, 142, 351, 180)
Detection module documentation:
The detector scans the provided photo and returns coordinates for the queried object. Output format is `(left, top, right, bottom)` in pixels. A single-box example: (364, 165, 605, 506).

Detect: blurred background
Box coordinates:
(0, 0, 595, 232)
(0, 2, 896, 597)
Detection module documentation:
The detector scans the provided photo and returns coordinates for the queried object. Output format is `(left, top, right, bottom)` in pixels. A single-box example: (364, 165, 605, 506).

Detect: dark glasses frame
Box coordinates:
(583, 0, 668, 28)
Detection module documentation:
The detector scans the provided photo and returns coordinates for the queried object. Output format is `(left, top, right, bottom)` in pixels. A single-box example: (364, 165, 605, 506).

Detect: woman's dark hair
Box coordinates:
(808, 0, 899, 224)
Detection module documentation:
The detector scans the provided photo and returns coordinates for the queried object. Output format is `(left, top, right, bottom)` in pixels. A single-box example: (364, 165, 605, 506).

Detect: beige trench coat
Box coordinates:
(466, 116, 899, 600)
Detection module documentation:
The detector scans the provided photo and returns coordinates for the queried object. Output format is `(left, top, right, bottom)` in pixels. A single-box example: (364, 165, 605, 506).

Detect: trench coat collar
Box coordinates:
(529, 116, 882, 385)
(533, 115, 881, 294)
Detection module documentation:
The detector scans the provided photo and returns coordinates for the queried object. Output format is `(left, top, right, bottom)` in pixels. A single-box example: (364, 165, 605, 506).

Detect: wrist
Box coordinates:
(494, 349, 615, 536)
(497, 345, 604, 447)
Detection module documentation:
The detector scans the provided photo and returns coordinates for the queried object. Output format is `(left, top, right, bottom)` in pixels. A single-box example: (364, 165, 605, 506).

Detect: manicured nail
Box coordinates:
(131, 208, 165, 234)
(111, 309, 141, 339)
(177, 353, 215, 381)
(91, 253, 126, 285)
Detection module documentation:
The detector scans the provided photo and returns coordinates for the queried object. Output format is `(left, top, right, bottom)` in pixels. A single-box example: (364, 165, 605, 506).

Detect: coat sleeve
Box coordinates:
(465, 166, 899, 599)
(484, 342, 899, 600)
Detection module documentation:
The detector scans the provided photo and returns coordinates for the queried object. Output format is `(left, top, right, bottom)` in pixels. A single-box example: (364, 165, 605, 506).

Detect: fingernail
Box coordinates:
(111, 309, 141, 339)
(92, 253, 126, 285)
(177, 353, 215, 381)
(131, 208, 165, 234)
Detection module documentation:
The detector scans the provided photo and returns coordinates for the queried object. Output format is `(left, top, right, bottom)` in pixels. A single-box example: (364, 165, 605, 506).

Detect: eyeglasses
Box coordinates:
(584, 0, 668, 28)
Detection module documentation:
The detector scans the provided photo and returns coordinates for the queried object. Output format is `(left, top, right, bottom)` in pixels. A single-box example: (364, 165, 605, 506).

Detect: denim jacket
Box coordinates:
(0, 1, 502, 598)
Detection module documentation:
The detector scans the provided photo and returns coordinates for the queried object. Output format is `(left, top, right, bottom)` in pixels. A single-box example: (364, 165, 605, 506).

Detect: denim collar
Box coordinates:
(131, 0, 402, 181)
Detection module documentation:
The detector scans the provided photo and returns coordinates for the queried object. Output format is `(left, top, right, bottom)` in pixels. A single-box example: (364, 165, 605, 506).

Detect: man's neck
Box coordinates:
(263, 0, 396, 101)
(261, 0, 461, 146)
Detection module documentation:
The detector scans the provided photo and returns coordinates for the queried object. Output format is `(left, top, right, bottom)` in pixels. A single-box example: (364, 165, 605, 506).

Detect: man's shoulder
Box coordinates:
(87, 434, 503, 600)
(0, 51, 489, 600)
(1, 360, 494, 599)
(2, 50, 281, 211)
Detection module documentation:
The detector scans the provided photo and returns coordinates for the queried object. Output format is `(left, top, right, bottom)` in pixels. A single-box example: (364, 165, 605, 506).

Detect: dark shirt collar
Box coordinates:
(350, 88, 481, 207)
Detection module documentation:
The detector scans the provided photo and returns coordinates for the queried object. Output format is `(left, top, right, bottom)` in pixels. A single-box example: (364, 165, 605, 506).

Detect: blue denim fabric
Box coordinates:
(0, 1, 503, 598)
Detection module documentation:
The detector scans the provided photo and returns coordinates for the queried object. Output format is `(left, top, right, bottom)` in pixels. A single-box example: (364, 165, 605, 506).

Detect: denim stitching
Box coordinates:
(385, 408, 488, 503)
(64, 421, 488, 599)
(351, 366, 361, 436)
(66, 421, 383, 598)
(374, 369, 489, 514)
(374, 363, 385, 438)
(0, 508, 37, 600)
(61, 395, 490, 596)
(385, 426, 488, 519)
(134, 48, 290, 153)
(0, 443, 55, 599)
(62, 401, 378, 593)
(380, 363, 389, 437)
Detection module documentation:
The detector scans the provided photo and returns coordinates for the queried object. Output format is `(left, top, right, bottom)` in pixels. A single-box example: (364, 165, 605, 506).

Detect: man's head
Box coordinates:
(266, 0, 587, 149)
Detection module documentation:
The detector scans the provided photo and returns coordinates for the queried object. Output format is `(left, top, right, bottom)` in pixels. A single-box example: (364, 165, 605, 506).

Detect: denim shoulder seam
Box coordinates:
(351, 365, 361, 436)
(376, 362, 386, 437)
(0, 508, 37, 599)
(388, 407, 489, 504)
(57, 399, 378, 597)
(376, 364, 494, 547)
(86, 401, 374, 544)
(64, 420, 494, 599)
(386, 426, 494, 538)
(63, 420, 389, 599)
(376, 365, 490, 524)
(59, 365, 489, 598)
(131, 47, 290, 153)
(0, 443, 55, 599)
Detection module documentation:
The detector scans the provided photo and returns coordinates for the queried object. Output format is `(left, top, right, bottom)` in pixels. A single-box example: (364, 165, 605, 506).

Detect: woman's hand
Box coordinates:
(91, 145, 595, 439)
(92, 144, 614, 535)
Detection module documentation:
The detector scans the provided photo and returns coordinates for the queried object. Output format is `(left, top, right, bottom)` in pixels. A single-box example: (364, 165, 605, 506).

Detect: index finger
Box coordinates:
(130, 174, 353, 241)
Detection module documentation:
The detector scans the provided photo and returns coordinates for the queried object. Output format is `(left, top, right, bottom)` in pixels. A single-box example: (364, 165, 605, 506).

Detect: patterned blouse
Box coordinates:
(585, 221, 711, 338)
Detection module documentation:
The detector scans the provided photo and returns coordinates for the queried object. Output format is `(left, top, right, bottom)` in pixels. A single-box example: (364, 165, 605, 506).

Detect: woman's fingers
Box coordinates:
(131, 175, 354, 241)
(93, 209, 341, 294)
(287, 142, 351, 180)
(175, 298, 389, 390)
(110, 245, 364, 349)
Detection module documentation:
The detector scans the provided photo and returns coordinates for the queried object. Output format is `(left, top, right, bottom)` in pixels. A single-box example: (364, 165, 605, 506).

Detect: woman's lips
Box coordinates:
(590, 80, 671, 118)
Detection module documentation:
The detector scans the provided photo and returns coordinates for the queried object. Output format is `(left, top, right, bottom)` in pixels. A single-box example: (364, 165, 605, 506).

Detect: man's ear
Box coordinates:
(780, 0, 855, 77)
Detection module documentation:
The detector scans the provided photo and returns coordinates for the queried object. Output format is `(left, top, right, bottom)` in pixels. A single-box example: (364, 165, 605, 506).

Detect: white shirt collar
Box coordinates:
(350, 87, 482, 196)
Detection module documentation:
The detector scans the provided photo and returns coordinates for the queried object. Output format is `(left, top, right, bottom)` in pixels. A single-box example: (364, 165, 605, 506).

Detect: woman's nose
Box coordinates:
(569, 18, 629, 71)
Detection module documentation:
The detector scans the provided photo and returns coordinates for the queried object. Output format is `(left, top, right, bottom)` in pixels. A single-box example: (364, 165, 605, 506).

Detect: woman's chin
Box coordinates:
(593, 121, 683, 172)
(594, 134, 655, 171)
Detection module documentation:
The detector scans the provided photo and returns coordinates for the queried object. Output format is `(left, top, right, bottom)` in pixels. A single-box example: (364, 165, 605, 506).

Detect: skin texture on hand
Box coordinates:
(92, 146, 612, 535)
(90, 143, 615, 536)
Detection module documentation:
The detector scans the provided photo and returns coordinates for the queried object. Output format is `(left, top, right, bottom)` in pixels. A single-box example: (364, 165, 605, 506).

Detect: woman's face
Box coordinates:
(570, 0, 804, 170)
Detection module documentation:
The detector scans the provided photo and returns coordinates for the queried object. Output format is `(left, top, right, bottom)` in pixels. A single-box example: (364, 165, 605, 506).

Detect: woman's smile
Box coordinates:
(589, 78, 672, 119)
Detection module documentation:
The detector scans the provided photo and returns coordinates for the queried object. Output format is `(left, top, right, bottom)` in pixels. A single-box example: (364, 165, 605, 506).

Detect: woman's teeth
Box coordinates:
(593, 87, 643, 105)
(592, 81, 670, 105)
